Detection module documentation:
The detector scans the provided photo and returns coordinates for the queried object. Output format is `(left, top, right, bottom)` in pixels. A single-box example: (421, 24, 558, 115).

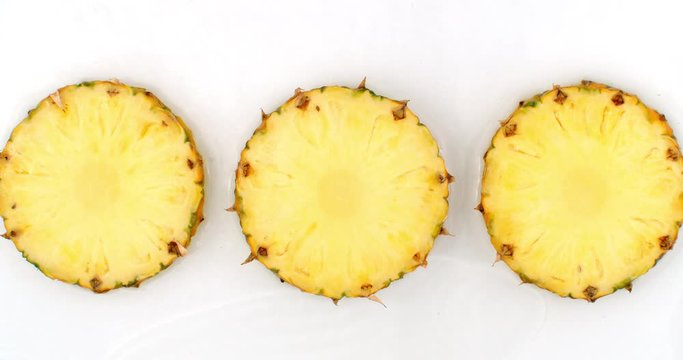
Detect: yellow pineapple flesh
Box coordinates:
(234, 85, 451, 301)
(0, 81, 204, 292)
(481, 82, 683, 301)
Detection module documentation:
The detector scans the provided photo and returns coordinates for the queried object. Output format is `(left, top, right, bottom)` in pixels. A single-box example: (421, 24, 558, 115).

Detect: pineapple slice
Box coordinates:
(0, 81, 204, 292)
(234, 84, 451, 301)
(481, 82, 683, 301)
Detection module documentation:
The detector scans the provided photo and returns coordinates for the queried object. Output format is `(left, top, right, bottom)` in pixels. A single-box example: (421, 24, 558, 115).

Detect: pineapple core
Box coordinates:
(74, 159, 122, 212)
(317, 170, 367, 218)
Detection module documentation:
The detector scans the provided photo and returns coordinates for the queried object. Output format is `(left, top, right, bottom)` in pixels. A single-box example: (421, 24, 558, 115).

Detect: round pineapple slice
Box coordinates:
(0, 81, 204, 292)
(481, 81, 683, 301)
(234, 84, 451, 301)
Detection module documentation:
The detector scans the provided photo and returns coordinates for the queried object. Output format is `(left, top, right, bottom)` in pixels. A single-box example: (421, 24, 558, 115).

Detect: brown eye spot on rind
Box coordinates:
(554, 89, 568, 104)
(296, 96, 310, 110)
(167, 241, 187, 257)
(659, 235, 673, 250)
(666, 148, 679, 161)
(504, 123, 517, 137)
(258, 247, 268, 257)
(361, 284, 373, 291)
(187, 159, 195, 169)
(90, 277, 102, 290)
(437, 172, 455, 184)
(611, 93, 624, 106)
(500, 244, 514, 257)
(392, 102, 407, 120)
(241, 162, 252, 177)
(583, 286, 598, 302)
(106, 88, 119, 97)
(168, 241, 180, 256)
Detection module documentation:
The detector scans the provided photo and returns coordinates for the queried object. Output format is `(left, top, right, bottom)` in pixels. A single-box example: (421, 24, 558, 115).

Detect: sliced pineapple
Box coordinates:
(234, 84, 451, 301)
(0, 81, 204, 292)
(481, 82, 683, 301)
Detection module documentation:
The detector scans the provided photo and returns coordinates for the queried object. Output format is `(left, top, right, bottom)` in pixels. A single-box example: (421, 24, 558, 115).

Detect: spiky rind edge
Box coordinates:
(0, 80, 205, 293)
(232, 84, 452, 301)
(479, 81, 682, 302)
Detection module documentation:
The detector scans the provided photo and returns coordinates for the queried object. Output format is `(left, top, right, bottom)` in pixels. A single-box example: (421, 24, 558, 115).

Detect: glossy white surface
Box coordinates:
(1, 1, 682, 359)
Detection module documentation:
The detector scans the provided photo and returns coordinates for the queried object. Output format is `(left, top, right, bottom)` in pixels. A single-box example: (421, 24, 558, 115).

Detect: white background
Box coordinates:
(1, 0, 682, 359)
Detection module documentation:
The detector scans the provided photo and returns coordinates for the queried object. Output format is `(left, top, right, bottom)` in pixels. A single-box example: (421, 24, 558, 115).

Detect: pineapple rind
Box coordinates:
(235, 86, 450, 300)
(481, 82, 683, 301)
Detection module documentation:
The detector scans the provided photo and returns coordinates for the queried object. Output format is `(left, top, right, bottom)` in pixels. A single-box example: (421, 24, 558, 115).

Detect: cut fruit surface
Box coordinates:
(234, 85, 450, 300)
(0, 81, 204, 292)
(481, 82, 683, 301)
